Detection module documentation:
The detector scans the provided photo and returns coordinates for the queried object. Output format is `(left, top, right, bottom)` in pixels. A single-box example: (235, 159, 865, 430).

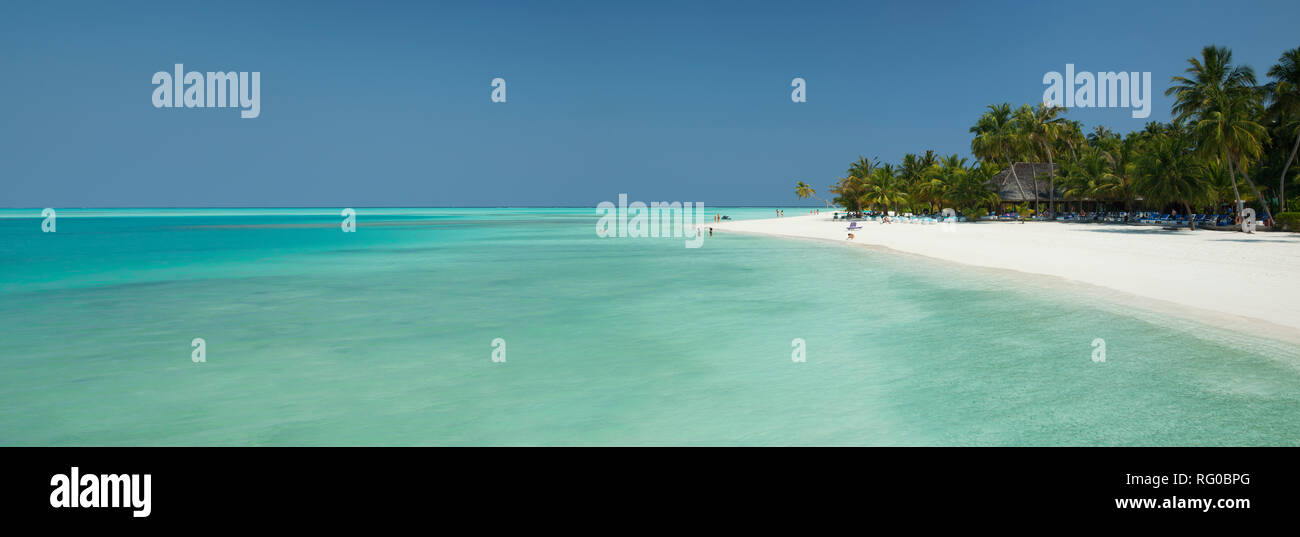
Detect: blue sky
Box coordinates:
(2, 0, 1298, 207)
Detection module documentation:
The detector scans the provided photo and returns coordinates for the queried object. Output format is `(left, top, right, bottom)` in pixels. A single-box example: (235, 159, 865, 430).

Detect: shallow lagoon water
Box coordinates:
(1, 208, 1297, 445)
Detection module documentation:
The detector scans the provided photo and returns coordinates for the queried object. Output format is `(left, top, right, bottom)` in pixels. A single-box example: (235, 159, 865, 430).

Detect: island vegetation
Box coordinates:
(797, 45, 1300, 231)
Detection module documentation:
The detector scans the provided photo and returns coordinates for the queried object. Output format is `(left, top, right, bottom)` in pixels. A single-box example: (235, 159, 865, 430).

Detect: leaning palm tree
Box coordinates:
(1167, 45, 1268, 222)
(795, 181, 815, 201)
(1265, 47, 1300, 212)
(1133, 131, 1211, 230)
(795, 181, 830, 207)
(1167, 45, 1257, 123)
(1192, 89, 1273, 224)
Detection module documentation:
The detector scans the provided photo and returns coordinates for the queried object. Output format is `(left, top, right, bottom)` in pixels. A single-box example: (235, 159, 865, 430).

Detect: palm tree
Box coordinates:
(913, 173, 947, 213)
(794, 181, 823, 206)
(899, 153, 929, 211)
(1167, 45, 1267, 222)
(899, 153, 926, 180)
(830, 176, 868, 214)
(1013, 105, 1042, 214)
(1134, 131, 1211, 230)
(1192, 89, 1273, 224)
(956, 162, 1002, 217)
(1063, 145, 1116, 213)
(914, 154, 966, 213)
(971, 104, 1029, 205)
(1058, 120, 1086, 160)
(848, 156, 877, 181)
(1024, 103, 1067, 217)
(1110, 133, 1143, 215)
(1201, 158, 1239, 211)
(1265, 47, 1300, 212)
(863, 165, 907, 213)
(1087, 126, 1117, 147)
(1167, 45, 1257, 123)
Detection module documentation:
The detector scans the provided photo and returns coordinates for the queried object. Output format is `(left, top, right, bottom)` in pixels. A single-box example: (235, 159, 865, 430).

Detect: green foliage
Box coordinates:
(1015, 203, 1033, 219)
(1134, 130, 1211, 211)
(827, 44, 1300, 223)
(1275, 212, 1300, 231)
(794, 181, 815, 200)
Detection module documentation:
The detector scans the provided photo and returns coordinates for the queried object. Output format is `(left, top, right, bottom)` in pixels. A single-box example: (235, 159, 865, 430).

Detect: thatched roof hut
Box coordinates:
(988, 163, 1061, 203)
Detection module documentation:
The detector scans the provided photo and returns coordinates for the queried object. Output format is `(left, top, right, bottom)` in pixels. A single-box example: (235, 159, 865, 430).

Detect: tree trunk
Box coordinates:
(1278, 128, 1299, 213)
(1226, 153, 1244, 228)
(1184, 201, 1196, 230)
(1235, 154, 1274, 225)
(1045, 142, 1056, 219)
(1030, 161, 1040, 216)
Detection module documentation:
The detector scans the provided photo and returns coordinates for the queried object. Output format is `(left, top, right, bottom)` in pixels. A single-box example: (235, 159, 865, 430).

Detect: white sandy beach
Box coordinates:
(711, 214, 1300, 341)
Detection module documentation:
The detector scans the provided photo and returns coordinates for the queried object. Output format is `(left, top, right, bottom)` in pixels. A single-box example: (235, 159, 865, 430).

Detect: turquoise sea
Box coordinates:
(1, 208, 1298, 446)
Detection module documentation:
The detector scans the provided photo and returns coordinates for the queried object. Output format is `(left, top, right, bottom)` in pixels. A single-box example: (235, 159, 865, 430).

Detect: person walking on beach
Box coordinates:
(708, 227, 713, 237)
